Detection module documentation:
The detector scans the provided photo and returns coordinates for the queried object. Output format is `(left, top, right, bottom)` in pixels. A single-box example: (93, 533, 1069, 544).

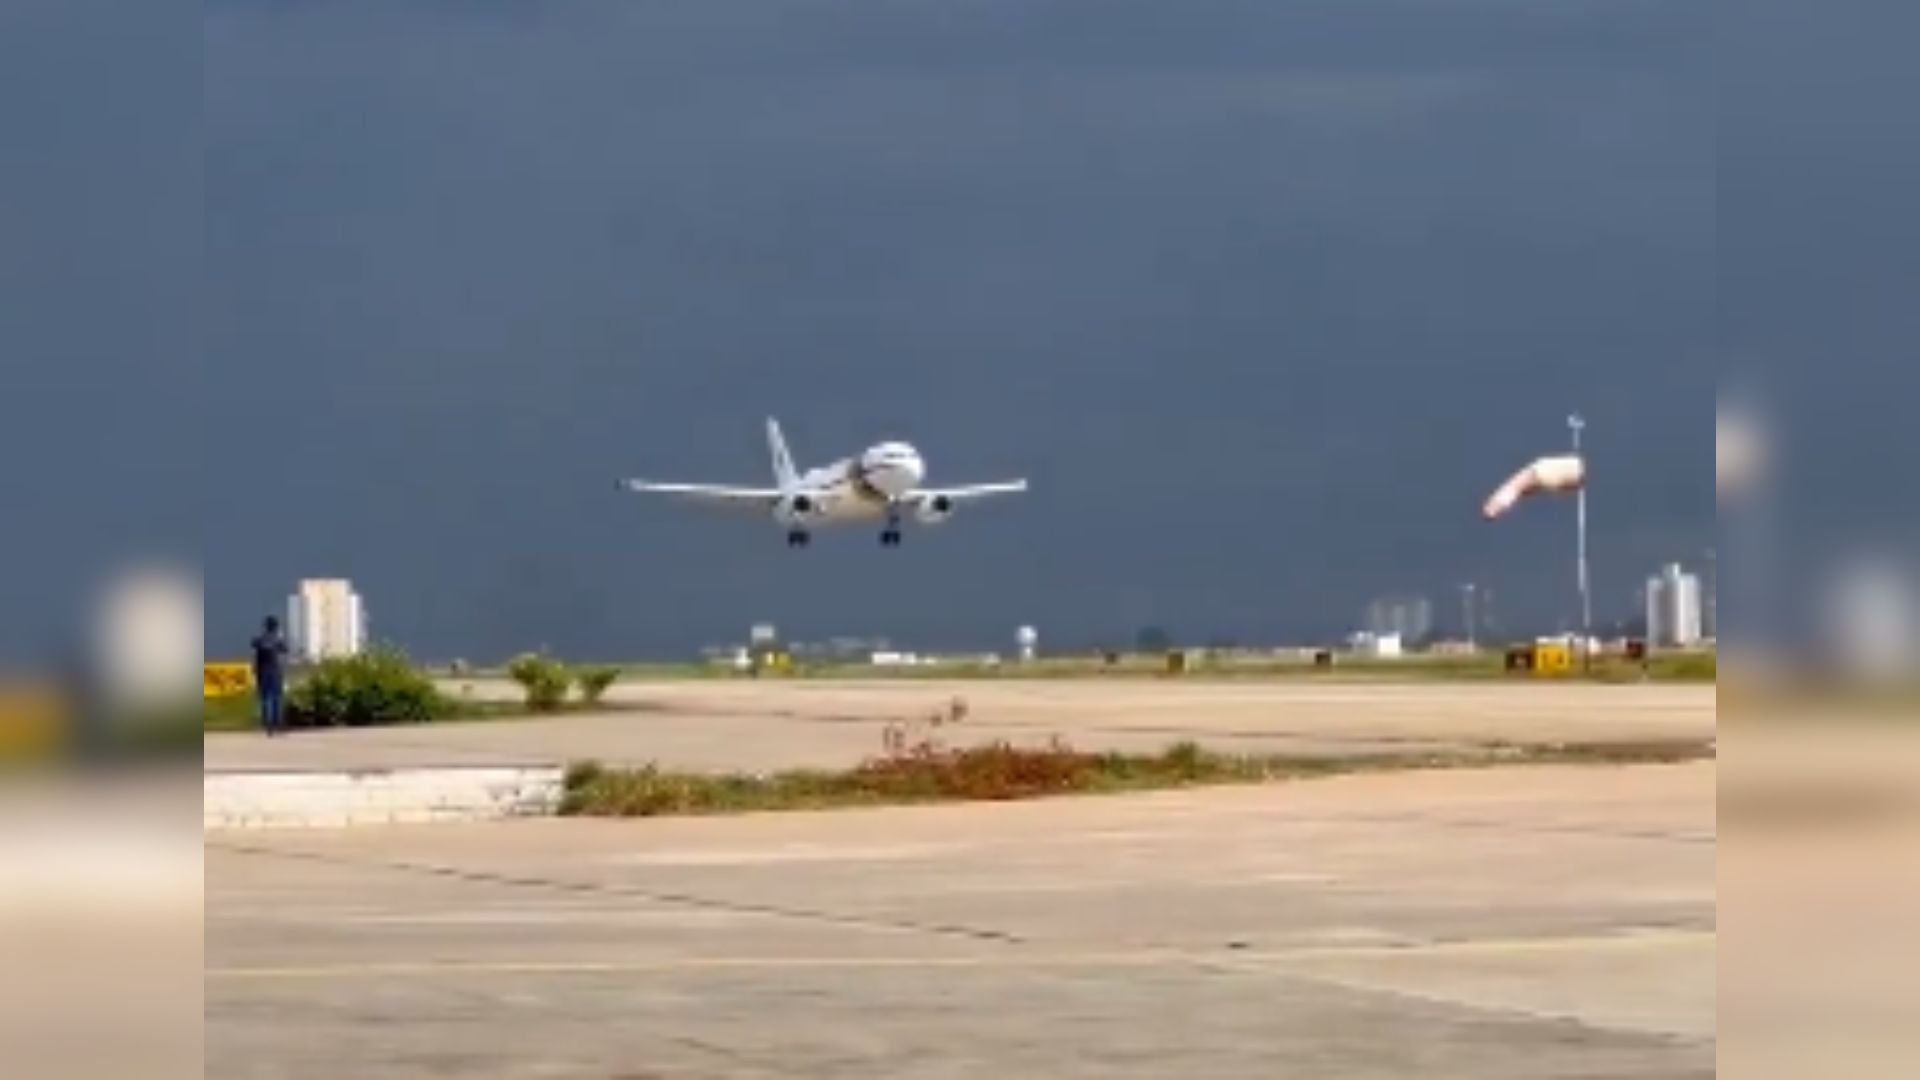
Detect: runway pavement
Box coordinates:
(206, 760, 1715, 1078)
(204, 678, 1714, 774)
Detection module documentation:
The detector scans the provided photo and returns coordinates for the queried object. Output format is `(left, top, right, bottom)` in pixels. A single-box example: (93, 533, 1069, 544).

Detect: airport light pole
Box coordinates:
(1459, 583, 1479, 652)
(1570, 413, 1593, 668)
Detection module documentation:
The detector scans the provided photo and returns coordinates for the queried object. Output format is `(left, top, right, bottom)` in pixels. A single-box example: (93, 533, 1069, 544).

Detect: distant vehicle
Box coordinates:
(620, 418, 1029, 547)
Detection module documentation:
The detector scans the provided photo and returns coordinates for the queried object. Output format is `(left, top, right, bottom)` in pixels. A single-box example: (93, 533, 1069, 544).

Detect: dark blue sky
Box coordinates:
(25, 2, 1719, 662)
(1, 2, 197, 663)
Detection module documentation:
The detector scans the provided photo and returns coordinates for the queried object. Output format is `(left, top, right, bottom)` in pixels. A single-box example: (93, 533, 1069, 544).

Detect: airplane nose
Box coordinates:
(878, 465, 919, 496)
(861, 445, 925, 497)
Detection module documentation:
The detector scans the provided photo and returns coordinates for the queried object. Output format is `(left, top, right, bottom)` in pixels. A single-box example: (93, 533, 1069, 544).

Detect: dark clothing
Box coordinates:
(251, 631, 288, 689)
(251, 630, 290, 735)
(258, 681, 286, 735)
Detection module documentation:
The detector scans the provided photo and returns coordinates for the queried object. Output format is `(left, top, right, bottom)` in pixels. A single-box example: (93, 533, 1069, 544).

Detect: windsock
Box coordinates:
(1716, 404, 1765, 499)
(1483, 454, 1585, 520)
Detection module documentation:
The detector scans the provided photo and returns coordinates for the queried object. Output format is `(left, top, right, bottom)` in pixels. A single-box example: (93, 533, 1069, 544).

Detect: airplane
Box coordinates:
(619, 419, 1029, 547)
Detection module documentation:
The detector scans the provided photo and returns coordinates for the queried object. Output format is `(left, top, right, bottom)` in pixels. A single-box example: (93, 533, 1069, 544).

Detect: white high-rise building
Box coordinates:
(288, 579, 367, 662)
(1645, 564, 1704, 648)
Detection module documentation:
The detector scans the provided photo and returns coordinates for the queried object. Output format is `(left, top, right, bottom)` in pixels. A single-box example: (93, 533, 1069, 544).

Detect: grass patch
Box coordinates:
(1649, 651, 1716, 682)
(202, 694, 261, 733)
(558, 736, 1714, 818)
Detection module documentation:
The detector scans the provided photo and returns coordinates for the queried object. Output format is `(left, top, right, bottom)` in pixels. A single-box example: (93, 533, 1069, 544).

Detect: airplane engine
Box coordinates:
(774, 493, 820, 527)
(914, 494, 955, 525)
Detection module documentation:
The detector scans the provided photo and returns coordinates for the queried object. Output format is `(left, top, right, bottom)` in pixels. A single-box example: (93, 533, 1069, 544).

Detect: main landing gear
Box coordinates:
(879, 528, 903, 547)
(786, 530, 811, 548)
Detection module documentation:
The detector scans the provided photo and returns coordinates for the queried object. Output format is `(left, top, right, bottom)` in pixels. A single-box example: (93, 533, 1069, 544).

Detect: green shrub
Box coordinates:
(574, 665, 620, 705)
(507, 653, 573, 712)
(563, 759, 606, 790)
(1162, 740, 1206, 780)
(288, 646, 448, 728)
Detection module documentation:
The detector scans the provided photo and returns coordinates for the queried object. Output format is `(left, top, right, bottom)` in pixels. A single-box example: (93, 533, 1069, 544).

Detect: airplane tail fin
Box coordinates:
(767, 418, 799, 490)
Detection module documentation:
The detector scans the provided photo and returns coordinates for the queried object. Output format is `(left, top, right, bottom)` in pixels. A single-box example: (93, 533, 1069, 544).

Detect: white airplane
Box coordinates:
(620, 419, 1028, 547)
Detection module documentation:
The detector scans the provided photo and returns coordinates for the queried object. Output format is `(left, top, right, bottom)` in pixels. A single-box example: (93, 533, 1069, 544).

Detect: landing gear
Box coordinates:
(879, 528, 903, 547)
(786, 530, 811, 548)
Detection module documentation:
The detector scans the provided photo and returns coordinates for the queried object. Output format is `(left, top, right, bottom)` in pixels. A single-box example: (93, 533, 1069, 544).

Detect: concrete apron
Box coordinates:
(204, 765, 564, 830)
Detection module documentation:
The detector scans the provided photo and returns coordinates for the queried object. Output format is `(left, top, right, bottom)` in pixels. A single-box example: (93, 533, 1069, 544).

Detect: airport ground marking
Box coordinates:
(208, 929, 1716, 982)
(207, 837, 1027, 946)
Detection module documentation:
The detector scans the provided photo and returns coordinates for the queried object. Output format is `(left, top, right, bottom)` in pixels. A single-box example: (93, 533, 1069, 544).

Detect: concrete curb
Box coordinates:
(204, 765, 565, 830)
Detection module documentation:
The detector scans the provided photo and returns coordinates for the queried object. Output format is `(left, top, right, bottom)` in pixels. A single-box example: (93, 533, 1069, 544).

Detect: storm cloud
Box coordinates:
(194, 0, 1713, 658)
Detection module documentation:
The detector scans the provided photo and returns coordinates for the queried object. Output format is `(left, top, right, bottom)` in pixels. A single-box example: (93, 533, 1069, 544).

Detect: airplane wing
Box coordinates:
(913, 480, 1030, 502)
(619, 480, 782, 510)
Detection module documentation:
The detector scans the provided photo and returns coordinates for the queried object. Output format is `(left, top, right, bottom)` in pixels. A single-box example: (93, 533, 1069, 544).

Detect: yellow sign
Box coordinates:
(753, 651, 794, 676)
(1533, 643, 1574, 676)
(0, 686, 61, 761)
(204, 663, 255, 699)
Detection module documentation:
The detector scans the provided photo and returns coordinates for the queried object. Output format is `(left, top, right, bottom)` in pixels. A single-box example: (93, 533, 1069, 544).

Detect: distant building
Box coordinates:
(1347, 632, 1406, 659)
(288, 579, 366, 662)
(823, 636, 892, 661)
(1364, 596, 1433, 644)
(1645, 564, 1705, 648)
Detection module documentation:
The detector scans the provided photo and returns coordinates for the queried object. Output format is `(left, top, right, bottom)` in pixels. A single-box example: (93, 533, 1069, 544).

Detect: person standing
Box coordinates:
(251, 616, 290, 736)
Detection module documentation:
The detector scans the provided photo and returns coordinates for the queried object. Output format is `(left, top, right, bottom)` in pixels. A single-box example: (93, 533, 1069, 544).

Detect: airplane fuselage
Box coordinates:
(783, 442, 928, 523)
